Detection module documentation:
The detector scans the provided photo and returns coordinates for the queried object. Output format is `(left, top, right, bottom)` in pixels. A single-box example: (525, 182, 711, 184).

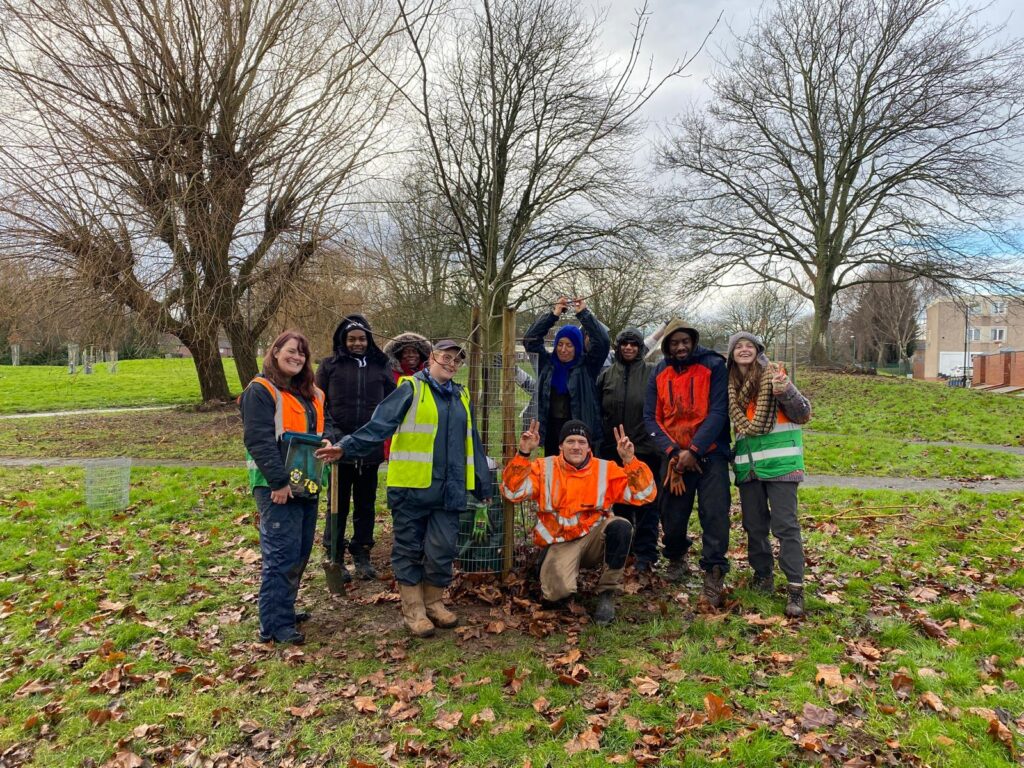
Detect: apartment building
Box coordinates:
(920, 296, 1024, 379)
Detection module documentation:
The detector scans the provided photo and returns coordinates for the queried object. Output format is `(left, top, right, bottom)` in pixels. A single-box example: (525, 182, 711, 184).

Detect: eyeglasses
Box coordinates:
(434, 353, 465, 367)
(620, 341, 640, 347)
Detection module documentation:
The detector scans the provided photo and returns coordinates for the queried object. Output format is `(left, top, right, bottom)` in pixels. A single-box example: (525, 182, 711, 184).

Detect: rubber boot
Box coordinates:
(785, 585, 805, 618)
(593, 591, 616, 626)
(398, 583, 435, 637)
(701, 565, 726, 608)
(422, 584, 458, 628)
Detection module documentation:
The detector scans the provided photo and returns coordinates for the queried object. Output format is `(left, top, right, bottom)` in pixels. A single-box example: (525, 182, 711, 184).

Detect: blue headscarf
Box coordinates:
(550, 325, 583, 395)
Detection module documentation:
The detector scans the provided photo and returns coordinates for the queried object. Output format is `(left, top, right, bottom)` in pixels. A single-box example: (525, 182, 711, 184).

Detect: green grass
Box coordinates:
(4, 407, 1022, 481)
(801, 371, 1024, 445)
(1, 467, 1022, 766)
(804, 433, 1024, 478)
(0, 408, 242, 461)
(0, 359, 242, 413)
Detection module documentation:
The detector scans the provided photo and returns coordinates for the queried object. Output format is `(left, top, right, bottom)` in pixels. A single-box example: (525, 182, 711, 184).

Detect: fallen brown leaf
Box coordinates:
(920, 691, 945, 712)
(432, 710, 462, 731)
(704, 692, 733, 723)
(632, 676, 660, 697)
(564, 726, 602, 754)
(801, 702, 837, 729)
(353, 696, 377, 714)
(815, 664, 843, 689)
(987, 717, 1015, 756)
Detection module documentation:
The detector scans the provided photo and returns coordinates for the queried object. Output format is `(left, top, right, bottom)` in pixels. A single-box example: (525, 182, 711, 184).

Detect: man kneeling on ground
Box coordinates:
(501, 419, 657, 625)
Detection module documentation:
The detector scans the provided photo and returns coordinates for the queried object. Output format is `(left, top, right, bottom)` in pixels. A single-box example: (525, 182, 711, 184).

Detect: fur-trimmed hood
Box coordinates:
(383, 331, 432, 373)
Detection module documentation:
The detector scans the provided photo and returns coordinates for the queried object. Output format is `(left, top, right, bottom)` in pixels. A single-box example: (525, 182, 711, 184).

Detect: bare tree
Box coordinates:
(0, 0, 403, 400)
(361, 173, 471, 339)
(395, 0, 696, 353)
(844, 267, 920, 366)
(720, 284, 805, 351)
(549, 244, 670, 338)
(660, 0, 1024, 364)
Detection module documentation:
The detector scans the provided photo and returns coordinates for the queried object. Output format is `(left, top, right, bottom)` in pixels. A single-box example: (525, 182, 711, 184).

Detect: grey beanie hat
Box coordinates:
(726, 331, 769, 366)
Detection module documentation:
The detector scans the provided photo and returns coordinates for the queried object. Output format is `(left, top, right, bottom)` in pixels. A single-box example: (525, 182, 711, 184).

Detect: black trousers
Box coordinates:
(323, 462, 379, 561)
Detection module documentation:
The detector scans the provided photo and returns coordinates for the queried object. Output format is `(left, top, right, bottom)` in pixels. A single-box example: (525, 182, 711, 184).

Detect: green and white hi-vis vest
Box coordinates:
(387, 376, 475, 490)
(733, 422, 804, 484)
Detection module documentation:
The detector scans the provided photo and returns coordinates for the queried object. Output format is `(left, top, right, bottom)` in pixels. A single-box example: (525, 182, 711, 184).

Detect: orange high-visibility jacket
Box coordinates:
(501, 453, 657, 548)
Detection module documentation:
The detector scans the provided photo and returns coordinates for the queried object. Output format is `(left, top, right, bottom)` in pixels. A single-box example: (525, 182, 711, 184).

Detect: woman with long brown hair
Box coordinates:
(241, 330, 334, 644)
(727, 332, 811, 618)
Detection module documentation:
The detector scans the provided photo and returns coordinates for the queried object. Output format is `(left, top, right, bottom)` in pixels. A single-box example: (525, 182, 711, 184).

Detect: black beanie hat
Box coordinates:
(558, 419, 592, 446)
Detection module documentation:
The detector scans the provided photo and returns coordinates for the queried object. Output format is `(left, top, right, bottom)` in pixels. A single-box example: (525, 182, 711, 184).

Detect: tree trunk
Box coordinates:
(180, 325, 230, 402)
(809, 279, 834, 365)
(224, 321, 259, 390)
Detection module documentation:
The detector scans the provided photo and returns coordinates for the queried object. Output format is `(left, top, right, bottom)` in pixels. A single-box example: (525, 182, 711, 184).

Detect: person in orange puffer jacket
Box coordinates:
(501, 419, 657, 625)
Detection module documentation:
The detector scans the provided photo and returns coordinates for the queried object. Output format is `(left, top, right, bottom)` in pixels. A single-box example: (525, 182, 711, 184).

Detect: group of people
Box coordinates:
(241, 298, 811, 644)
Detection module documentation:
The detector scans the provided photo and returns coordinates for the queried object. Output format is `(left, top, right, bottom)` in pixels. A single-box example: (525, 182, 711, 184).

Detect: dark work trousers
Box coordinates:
(660, 454, 731, 573)
(390, 504, 461, 587)
(611, 451, 663, 567)
(254, 488, 318, 638)
(738, 479, 804, 585)
(323, 462, 379, 561)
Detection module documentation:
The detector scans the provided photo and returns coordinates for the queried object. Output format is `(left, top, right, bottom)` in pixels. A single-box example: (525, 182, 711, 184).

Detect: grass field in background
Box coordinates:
(4, 405, 1024, 480)
(800, 371, 1024, 445)
(0, 359, 242, 414)
(0, 467, 1021, 767)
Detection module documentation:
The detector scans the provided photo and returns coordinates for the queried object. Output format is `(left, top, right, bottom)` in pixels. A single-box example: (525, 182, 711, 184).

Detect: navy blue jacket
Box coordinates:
(241, 378, 338, 490)
(339, 370, 491, 512)
(523, 309, 610, 447)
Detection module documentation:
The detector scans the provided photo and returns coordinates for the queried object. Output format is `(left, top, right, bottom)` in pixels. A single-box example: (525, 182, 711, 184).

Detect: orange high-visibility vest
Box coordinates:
(501, 453, 657, 547)
(245, 376, 325, 490)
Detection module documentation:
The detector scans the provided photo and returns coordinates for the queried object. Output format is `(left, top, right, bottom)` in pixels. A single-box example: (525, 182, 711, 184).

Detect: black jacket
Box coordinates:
(523, 308, 610, 447)
(597, 327, 656, 458)
(315, 314, 395, 464)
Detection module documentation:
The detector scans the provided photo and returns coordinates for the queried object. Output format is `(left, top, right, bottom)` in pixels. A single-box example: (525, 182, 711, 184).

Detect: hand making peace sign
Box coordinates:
(613, 424, 634, 465)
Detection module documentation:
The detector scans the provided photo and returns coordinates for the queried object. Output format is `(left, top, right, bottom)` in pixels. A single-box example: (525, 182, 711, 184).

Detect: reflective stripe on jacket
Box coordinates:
(387, 375, 475, 490)
(500, 453, 657, 548)
(732, 400, 804, 483)
(244, 376, 325, 490)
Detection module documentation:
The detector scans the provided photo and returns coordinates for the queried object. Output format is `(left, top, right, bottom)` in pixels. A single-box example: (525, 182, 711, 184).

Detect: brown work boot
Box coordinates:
(701, 566, 726, 608)
(398, 583, 435, 637)
(422, 584, 458, 628)
(785, 585, 805, 618)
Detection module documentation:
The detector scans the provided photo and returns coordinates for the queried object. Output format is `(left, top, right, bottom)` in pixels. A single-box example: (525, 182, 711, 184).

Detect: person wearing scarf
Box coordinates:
(522, 296, 610, 456)
(726, 331, 812, 618)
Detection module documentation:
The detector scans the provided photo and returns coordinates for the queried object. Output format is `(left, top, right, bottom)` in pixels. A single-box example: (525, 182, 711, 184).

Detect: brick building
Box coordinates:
(920, 296, 1024, 380)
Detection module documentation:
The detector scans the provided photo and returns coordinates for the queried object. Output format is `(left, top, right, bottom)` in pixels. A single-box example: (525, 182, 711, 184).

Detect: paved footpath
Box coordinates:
(0, 405, 177, 420)
(1, 456, 1023, 493)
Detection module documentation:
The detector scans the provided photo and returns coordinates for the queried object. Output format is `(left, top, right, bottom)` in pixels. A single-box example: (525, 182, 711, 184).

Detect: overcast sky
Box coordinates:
(596, 0, 1024, 157)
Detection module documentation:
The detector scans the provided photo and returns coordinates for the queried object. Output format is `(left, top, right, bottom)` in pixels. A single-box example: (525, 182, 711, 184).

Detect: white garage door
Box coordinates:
(938, 351, 967, 376)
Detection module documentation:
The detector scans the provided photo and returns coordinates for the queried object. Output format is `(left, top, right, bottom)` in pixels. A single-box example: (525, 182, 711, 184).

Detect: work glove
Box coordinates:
(665, 455, 687, 496)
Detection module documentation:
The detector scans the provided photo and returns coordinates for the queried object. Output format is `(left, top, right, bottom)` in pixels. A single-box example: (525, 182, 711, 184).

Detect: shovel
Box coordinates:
(322, 464, 348, 594)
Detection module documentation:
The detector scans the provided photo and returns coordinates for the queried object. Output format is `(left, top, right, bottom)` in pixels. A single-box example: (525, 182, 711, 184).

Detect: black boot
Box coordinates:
(701, 566, 726, 608)
(785, 585, 805, 618)
(593, 591, 616, 626)
(353, 552, 377, 581)
(751, 572, 774, 594)
(664, 556, 689, 583)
